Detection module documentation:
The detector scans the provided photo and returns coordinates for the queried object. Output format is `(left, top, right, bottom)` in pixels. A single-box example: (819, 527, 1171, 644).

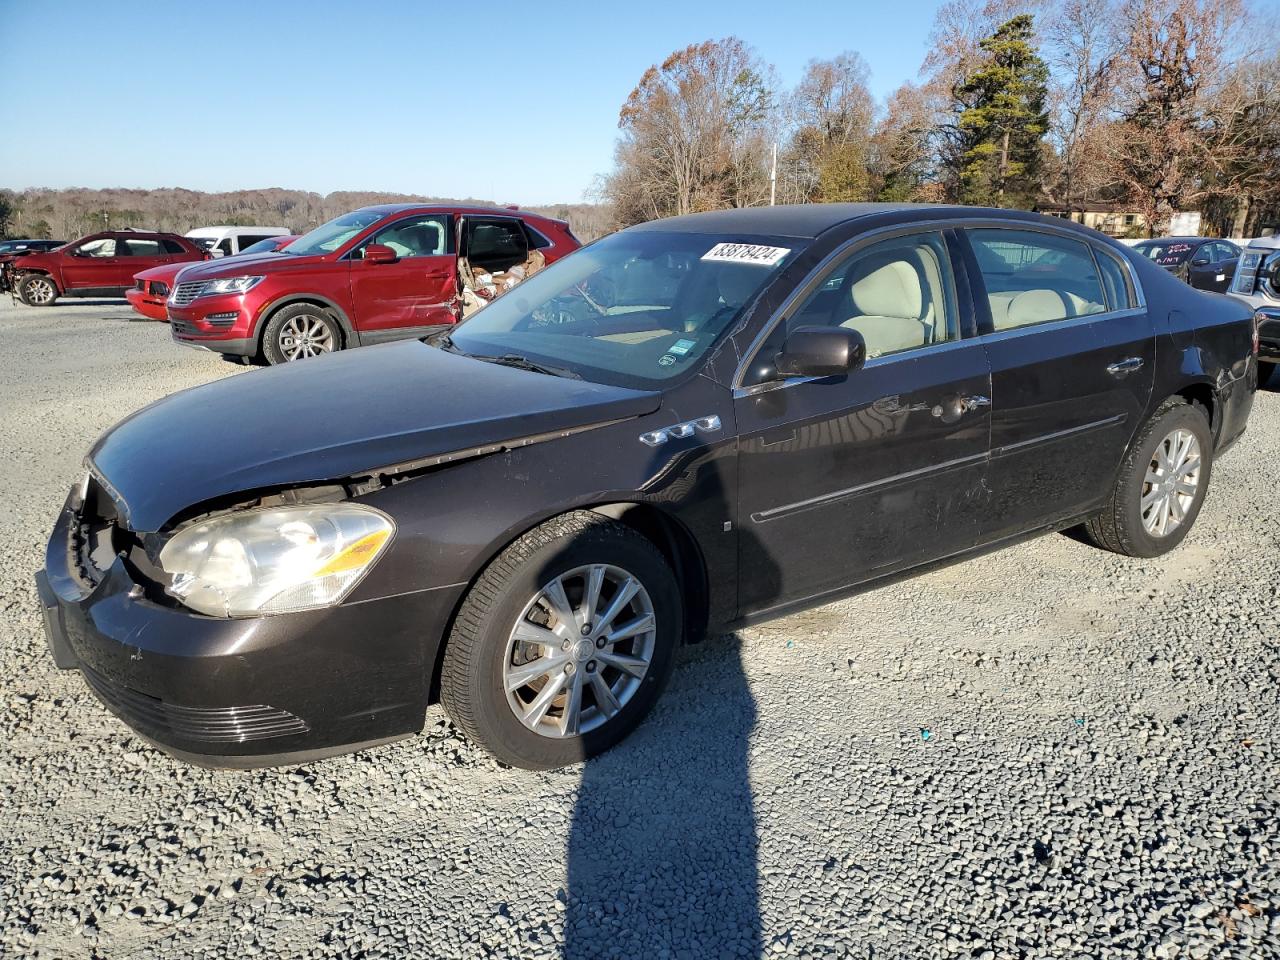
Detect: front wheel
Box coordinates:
(261, 303, 341, 364)
(1080, 397, 1213, 557)
(440, 512, 680, 769)
(18, 274, 58, 306)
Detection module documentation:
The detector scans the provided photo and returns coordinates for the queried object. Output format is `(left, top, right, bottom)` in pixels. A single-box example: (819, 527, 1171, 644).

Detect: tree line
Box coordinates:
(602, 0, 1280, 237)
(0, 187, 615, 244)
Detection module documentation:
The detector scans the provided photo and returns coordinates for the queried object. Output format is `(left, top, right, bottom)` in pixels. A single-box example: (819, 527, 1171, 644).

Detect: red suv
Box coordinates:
(168, 204, 580, 363)
(12, 231, 207, 306)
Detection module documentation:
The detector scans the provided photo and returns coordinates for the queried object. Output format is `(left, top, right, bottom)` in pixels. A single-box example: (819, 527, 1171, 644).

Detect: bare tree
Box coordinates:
(1103, 0, 1246, 234)
(779, 54, 877, 202)
(604, 38, 775, 226)
(1041, 0, 1122, 207)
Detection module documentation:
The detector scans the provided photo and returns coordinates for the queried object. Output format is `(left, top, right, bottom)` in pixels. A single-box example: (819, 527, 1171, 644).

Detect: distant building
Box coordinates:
(1035, 202, 1154, 238)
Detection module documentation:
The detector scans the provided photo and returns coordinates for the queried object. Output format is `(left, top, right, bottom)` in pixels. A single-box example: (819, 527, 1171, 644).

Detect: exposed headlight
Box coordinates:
(158, 503, 394, 617)
(202, 275, 263, 296)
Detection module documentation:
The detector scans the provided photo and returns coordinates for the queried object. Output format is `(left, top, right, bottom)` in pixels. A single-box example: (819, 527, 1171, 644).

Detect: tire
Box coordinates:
(261, 303, 341, 364)
(1080, 397, 1213, 558)
(17, 274, 58, 306)
(1259, 361, 1276, 391)
(440, 511, 681, 770)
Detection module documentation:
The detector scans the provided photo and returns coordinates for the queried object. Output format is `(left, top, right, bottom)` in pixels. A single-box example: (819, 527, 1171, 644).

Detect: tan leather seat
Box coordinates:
(990, 289, 1104, 330)
(838, 259, 931, 357)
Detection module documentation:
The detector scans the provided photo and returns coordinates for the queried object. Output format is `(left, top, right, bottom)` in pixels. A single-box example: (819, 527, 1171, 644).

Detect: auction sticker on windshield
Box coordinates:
(701, 243, 791, 266)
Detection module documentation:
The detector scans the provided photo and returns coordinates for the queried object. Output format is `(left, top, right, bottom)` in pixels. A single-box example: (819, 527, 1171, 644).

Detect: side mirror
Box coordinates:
(1192, 255, 1210, 266)
(364, 243, 397, 264)
(775, 326, 866, 379)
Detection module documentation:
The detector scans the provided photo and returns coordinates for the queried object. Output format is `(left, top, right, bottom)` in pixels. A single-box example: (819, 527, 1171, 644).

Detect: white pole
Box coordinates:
(769, 143, 778, 206)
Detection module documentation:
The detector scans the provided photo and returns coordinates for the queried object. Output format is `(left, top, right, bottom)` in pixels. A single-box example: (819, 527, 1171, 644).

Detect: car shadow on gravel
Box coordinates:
(564, 632, 760, 959)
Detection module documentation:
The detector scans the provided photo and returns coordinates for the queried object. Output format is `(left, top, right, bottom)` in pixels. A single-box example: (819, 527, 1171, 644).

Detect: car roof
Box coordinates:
(623, 202, 1092, 240)
(353, 203, 553, 220)
(186, 225, 292, 237)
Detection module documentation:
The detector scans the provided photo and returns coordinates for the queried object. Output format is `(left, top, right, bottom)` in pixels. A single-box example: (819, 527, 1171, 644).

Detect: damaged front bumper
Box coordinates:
(36, 485, 462, 767)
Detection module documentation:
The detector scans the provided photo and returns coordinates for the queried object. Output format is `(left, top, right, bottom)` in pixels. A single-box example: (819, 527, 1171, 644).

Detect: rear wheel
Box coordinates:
(18, 274, 58, 306)
(440, 511, 680, 769)
(1080, 397, 1213, 557)
(262, 303, 341, 364)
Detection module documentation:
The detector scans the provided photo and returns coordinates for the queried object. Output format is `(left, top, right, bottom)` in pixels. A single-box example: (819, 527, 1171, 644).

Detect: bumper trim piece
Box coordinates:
(35, 570, 78, 669)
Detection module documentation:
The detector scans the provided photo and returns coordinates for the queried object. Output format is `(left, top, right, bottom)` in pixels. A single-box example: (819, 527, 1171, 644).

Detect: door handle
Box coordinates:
(1107, 357, 1145, 376)
(931, 395, 991, 421)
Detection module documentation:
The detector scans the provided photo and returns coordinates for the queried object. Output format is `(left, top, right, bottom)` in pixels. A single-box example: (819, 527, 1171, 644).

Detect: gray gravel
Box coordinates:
(1, 296, 1277, 959)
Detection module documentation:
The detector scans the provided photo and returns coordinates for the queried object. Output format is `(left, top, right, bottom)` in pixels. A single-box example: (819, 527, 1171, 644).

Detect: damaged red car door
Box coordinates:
(348, 213, 457, 333)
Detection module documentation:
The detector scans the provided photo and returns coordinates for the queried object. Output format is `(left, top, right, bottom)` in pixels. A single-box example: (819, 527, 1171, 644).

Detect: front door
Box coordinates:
(349, 214, 457, 332)
(60, 236, 121, 289)
(1188, 242, 1240, 293)
(734, 230, 993, 616)
(961, 227, 1155, 541)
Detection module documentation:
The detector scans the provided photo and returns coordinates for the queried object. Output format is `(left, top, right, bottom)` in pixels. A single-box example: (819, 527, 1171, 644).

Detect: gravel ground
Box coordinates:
(1, 296, 1277, 960)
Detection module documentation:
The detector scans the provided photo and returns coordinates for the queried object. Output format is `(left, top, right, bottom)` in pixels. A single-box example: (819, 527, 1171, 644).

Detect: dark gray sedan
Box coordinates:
(37, 204, 1259, 770)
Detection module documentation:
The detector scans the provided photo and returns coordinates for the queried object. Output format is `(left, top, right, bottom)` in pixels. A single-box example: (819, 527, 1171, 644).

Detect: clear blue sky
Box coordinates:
(0, 0, 962, 203)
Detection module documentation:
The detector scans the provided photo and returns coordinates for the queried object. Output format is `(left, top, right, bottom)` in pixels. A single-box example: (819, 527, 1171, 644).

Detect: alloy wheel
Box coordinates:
(503, 564, 656, 739)
(25, 277, 55, 304)
(278, 314, 334, 360)
(1141, 427, 1201, 537)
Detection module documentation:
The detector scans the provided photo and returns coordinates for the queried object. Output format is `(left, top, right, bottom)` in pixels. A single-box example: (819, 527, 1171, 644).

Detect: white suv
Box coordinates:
(1229, 235, 1280, 384)
(185, 226, 291, 258)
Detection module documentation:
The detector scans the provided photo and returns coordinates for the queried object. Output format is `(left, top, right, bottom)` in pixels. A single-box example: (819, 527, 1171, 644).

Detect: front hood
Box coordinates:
(134, 263, 183, 283)
(89, 341, 661, 532)
(175, 250, 322, 281)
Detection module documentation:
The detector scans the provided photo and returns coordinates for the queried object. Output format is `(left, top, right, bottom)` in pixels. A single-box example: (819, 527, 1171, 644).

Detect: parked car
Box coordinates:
(126, 235, 297, 321)
(0, 238, 64, 255)
(167, 204, 579, 364)
(185, 225, 293, 258)
(1227, 234, 1280, 386)
(0, 239, 66, 292)
(1132, 236, 1241, 292)
(36, 203, 1257, 770)
(11, 230, 208, 306)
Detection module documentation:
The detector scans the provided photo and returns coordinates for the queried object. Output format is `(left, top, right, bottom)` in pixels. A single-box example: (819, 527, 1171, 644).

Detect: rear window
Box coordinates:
(161, 238, 187, 254)
(1134, 241, 1195, 266)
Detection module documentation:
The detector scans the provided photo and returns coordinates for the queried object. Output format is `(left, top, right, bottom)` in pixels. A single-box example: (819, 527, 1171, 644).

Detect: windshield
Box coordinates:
(1135, 240, 1195, 266)
(285, 211, 385, 257)
(239, 237, 288, 256)
(447, 230, 805, 388)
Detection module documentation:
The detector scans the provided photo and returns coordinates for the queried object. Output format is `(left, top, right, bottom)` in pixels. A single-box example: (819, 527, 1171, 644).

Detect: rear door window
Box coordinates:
(121, 238, 164, 257)
(967, 229, 1107, 332)
(467, 219, 529, 272)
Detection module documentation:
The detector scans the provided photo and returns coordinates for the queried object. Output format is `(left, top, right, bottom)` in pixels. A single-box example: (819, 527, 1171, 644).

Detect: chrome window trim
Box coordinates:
(977, 306, 1147, 345)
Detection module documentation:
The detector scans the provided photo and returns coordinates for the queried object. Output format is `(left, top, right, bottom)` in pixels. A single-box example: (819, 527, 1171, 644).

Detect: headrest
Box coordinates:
(1007, 289, 1069, 326)
(849, 259, 922, 320)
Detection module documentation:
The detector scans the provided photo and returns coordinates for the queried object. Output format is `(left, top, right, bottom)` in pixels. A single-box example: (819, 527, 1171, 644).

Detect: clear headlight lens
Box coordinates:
(203, 275, 263, 296)
(158, 503, 394, 617)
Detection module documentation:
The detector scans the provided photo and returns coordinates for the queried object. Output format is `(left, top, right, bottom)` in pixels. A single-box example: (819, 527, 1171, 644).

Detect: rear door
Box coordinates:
(117, 237, 170, 285)
(348, 214, 456, 333)
(60, 236, 121, 289)
(961, 226, 1154, 541)
(734, 228, 993, 616)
